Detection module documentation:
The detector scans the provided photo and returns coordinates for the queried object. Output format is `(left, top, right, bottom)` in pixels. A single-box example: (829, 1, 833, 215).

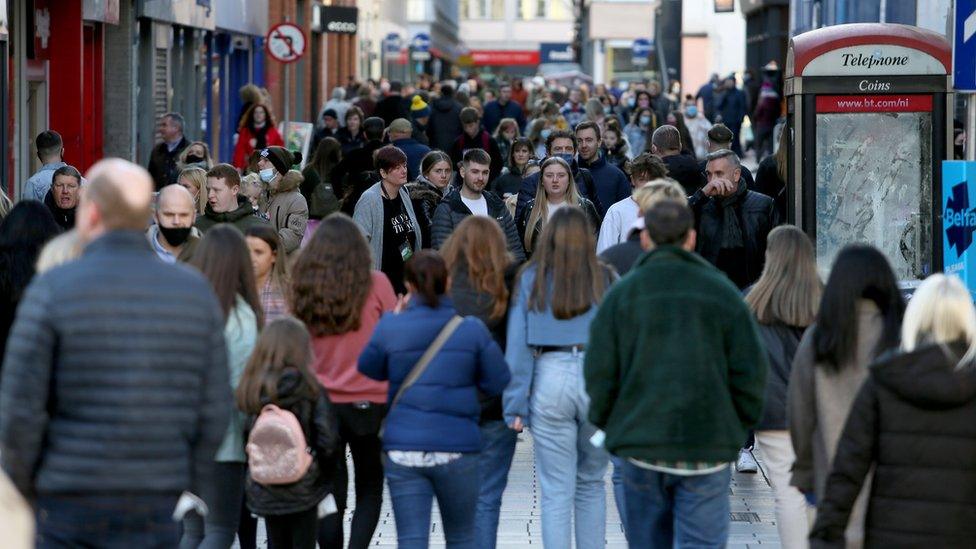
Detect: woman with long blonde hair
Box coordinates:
(440, 216, 516, 549)
(517, 157, 600, 256)
(504, 207, 615, 549)
(744, 225, 821, 549)
(178, 166, 208, 215)
(811, 273, 976, 547)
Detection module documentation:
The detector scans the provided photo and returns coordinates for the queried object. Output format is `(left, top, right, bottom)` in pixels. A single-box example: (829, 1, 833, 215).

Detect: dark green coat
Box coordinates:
(584, 245, 767, 463)
(194, 196, 269, 234)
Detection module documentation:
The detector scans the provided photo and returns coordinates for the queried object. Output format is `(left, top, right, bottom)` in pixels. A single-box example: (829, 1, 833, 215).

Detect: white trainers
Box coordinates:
(735, 448, 758, 473)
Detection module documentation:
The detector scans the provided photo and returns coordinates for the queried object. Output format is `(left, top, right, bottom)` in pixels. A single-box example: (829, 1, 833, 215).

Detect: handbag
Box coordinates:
(379, 315, 463, 438)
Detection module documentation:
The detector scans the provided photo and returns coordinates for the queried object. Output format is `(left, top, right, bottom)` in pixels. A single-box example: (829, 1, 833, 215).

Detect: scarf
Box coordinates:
(251, 123, 269, 150)
(718, 180, 747, 250)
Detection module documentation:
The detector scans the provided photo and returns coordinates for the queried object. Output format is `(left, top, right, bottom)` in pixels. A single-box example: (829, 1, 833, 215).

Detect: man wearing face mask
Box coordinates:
(514, 130, 599, 222)
(148, 184, 201, 263)
(682, 95, 712, 159)
(257, 147, 308, 255)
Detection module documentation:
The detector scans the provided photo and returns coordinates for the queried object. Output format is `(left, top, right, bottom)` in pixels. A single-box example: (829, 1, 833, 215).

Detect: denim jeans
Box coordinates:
(384, 453, 481, 549)
(475, 420, 518, 549)
(622, 461, 731, 549)
(529, 351, 609, 549)
(36, 493, 179, 549)
(180, 461, 246, 549)
(611, 456, 629, 542)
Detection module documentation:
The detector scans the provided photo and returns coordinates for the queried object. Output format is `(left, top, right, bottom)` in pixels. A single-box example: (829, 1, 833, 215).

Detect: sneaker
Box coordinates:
(735, 448, 758, 473)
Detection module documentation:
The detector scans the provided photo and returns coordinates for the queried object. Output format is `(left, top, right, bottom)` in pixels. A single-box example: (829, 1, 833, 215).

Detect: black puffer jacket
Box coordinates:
(810, 341, 976, 548)
(244, 369, 340, 516)
(430, 190, 526, 262)
(755, 322, 806, 430)
(427, 96, 463, 153)
(406, 176, 446, 249)
(688, 187, 777, 288)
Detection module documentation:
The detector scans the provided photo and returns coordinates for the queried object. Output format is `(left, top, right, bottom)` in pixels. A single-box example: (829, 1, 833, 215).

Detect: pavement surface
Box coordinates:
(245, 431, 782, 548)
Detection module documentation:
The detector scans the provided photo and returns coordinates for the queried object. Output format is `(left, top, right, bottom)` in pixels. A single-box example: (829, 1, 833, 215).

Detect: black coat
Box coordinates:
(755, 322, 805, 430)
(427, 96, 463, 153)
(406, 177, 446, 249)
(244, 369, 340, 516)
(663, 153, 706, 195)
(811, 341, 976, 548)
(43, 190, 75, 231)
(335, 127, 366, 155)
(148, 137, 189, 191)
(689, 187, 776, 289)
(375, 95, 409, 127)
(431, 190, 526, 262)
(449, 130, 505, 185)
(754, 155, 787, 221)
(518, 197, 601, 256)
(599, 230, 643, 277)
(335, 140, 384, 215)
(0, 231, 231, 498)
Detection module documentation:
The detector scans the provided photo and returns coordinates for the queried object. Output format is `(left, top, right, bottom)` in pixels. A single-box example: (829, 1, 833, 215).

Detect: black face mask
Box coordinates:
(185, 154, 205, 165)
(159, 225, 192, 246)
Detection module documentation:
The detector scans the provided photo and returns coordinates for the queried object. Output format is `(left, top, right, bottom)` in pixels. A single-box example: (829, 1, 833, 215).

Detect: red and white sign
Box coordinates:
(815, 94, 933, 113)
(470, 50, 541, 66)
(266, 23, 307, 64)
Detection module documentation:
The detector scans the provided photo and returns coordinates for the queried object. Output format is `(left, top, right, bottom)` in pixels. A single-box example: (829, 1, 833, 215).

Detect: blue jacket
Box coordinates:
(482, 100, 526, 134)
(578, 153, 632, 218)
(392, 137, 432, 181)
(358, 298, 511, 453)
(502, 265, 606, 426)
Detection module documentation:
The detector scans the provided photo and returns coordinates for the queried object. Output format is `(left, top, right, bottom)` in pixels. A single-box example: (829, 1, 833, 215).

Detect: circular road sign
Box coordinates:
(267, 23, 307, 64)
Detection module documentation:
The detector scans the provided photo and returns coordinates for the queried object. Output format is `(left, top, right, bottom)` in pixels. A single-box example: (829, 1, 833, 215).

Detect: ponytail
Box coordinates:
(404, 251, 448, 308)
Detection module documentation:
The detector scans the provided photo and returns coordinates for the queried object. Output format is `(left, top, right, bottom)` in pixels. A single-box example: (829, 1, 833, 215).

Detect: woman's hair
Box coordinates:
(373, 145, 408, 173)
(404, 250, 449, 309)
(440, 216, 511, 320)
(669, 110, 695, 156)
(421, 150, 452, 179)
(813, 244, 905, 370)
(179, 166, 208, 215)
(524, 157, 581, 252)
(190, 224, 264, 329)
(900, 274, 976, 368)
(493, 118, 520, 139)
(745, 225, 821, 327)
(290, 214, 373, 336)
(178, 141, 213, 169)
(245, 225, 290, 293)
(345, 106, 364, 125)
(526, 207, 607, 320)
(36, 229, 83, 274)
(527, 119, 546, 144)
(308, 137, 342, 183)
(774, 124, 789, 184)
(631, 107, 654, 126)
(584, 97, 605, 121)
(240, 103, 277, 131)
(236, 317, 320, 414)
(508, 137, 535, 168)
(0, 201, 61, 305)
(633, 179, 688, 213)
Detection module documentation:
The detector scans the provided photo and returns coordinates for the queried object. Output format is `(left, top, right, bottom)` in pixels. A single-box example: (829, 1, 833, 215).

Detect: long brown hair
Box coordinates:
(239, 103, 277, 132)
(245, 224, 290, 294)
(236, 317, 319, 414)
(191, 224, 264, 330)
(524, 157, 581, 253)
(308, 137, 342, 187)
(526, 207, 608, 320)
(440, 216, 511, 320)
(774, 124, 789, 184)
(290, 214, 373, 336)
(745, 225, 821, 327)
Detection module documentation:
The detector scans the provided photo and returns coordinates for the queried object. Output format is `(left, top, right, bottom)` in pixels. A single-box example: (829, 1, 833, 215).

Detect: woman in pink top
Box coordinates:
(291, 214, 396, 549)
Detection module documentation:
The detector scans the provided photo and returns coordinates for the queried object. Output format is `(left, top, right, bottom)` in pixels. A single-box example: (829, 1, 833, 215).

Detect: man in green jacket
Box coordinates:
(584, 200, 766, 548)
(194, 163, 269, 234)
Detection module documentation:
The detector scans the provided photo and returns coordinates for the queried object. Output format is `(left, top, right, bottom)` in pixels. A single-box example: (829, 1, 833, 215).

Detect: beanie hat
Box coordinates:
(322, 108, 338, 120)
(261, 146, 302, 176)
(410, 95, 431, 119)
(707, 124, 734, 144)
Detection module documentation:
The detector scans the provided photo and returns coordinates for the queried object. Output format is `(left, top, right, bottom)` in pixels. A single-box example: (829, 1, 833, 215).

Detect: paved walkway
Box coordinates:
(247, 432, 782, 547)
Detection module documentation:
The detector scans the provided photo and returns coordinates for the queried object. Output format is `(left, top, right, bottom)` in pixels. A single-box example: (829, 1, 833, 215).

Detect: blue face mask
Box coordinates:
(639, 115, 652, 126)
(540, 128, 552, 140)
(259, 168, 276, 183)
(627, 96, 636, 108)
(685, 106, 698, 117)
(553, 153, 574, 165)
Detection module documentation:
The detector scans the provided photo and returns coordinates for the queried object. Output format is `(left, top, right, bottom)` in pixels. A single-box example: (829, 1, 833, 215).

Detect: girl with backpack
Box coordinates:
(358, 250, 511, 548)
(237, 317, 340, 549)
(181, 225, 263, 549)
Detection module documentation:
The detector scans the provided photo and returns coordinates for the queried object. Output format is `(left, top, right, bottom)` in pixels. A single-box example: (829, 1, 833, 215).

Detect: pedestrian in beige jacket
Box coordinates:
(257, 146, 308, 255)
(788, 244, 904, 548)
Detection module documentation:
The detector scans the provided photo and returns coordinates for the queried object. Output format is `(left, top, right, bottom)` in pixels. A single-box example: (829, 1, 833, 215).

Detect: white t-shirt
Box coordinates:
(461, 194, 489, 217)
(596, 197, 640, 253)
(547, 201, 569, 221)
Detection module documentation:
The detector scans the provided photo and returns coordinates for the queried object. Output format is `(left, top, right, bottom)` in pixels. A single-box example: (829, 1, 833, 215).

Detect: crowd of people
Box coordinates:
(0, 71, 975, 549)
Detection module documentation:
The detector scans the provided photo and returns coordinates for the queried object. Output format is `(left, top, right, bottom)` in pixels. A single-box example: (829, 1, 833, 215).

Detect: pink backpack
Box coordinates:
(246, 404, 313, 485)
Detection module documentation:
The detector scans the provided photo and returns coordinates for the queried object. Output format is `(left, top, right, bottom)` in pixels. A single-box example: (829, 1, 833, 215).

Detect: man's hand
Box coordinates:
(509, 416, 524, 433)
(702, 178, 735, 197)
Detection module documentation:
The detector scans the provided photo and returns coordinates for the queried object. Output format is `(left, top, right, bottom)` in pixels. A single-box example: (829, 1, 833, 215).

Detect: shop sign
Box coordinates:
(470, 50, 540, 66)
(540, 43, 574, 64)
(313, 5, 358, 35)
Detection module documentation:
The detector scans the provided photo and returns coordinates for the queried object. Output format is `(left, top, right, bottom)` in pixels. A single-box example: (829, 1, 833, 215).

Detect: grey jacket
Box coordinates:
(0, 231, 231, 498)
(353, 182, 423, 270)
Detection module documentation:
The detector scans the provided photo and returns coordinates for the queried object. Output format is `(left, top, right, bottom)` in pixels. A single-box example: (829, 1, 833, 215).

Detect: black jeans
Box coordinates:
(266, 507, 318, 549)
(36, 493, 179, 549)
(180, 461, 246, 549)
(318, 402, 386, 549)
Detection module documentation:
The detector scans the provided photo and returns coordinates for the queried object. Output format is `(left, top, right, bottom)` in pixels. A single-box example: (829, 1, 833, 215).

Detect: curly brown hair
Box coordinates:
(290, 214, 373, 336)
(440, 216, 511, 321)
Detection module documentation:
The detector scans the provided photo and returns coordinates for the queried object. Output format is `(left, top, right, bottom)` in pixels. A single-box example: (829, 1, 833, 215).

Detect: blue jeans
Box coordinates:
(36, 493, 179, 549)
(384, 453, 481, 549)
(622, 462, 731, 549)
(475, 420, 518, 549)
(529, 351, 609, 549)
(611, 456, 629, 542)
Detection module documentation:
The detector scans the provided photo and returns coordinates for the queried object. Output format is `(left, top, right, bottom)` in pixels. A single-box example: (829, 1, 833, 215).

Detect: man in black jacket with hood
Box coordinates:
(427, 84, 463, 152)
(431, 148, 525, 262)
(651, 125, 705, 195)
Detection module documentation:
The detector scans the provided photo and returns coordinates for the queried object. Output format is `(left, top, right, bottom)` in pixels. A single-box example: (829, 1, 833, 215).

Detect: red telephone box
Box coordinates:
(785, 23, 954, 281)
